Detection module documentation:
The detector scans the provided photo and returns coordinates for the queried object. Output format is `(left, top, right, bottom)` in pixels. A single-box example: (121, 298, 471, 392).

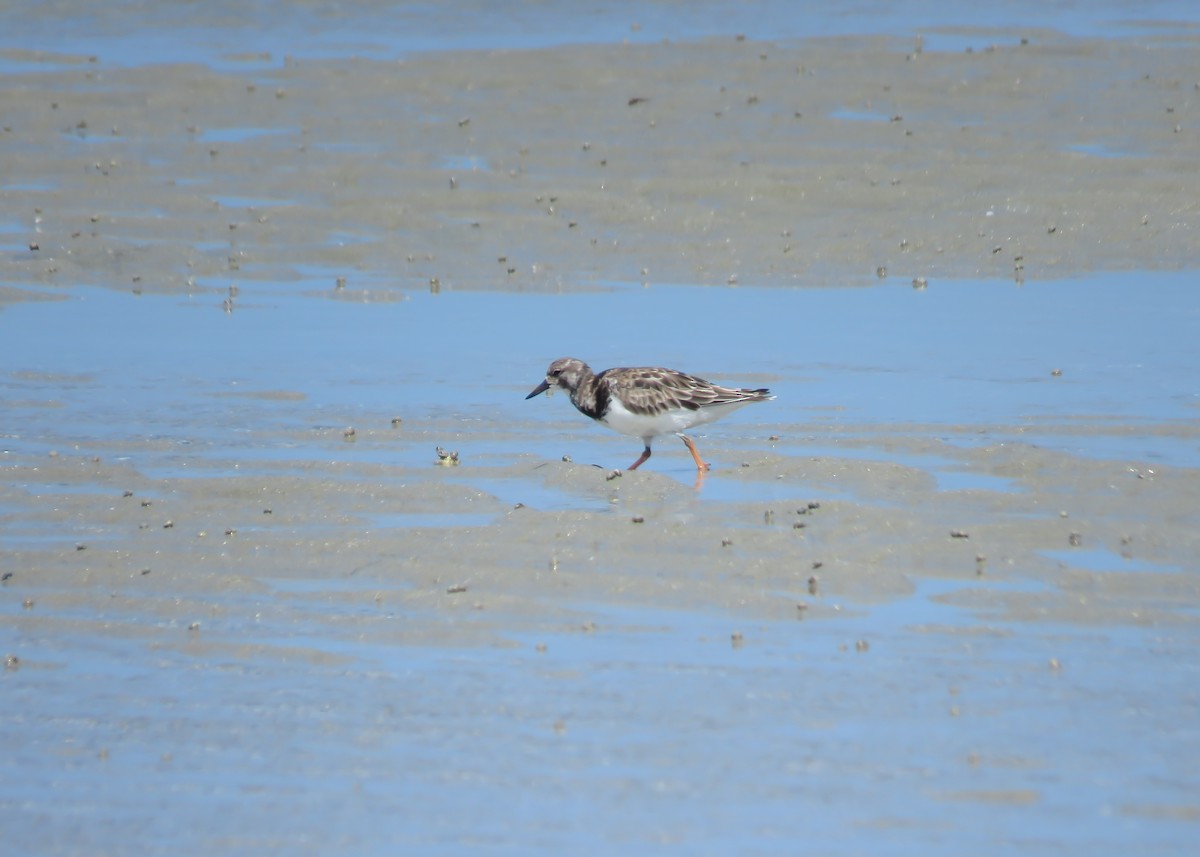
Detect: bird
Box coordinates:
(526, 357, 773, 472)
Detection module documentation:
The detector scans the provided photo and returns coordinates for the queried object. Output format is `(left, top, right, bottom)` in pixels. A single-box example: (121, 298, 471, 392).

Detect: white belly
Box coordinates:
(599, 396, 753, 442)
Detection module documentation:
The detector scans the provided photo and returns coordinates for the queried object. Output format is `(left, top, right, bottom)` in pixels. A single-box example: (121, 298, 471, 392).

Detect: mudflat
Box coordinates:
(2, 15, 1198, 857)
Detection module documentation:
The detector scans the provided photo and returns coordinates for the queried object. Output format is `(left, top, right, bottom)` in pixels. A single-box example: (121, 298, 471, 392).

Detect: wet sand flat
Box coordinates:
(1, 24, 1198, 293)
(2, 4, 1200, 855)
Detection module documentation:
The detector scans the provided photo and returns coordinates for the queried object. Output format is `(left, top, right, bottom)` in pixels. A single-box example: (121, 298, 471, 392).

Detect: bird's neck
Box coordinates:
(570, 371, 607, 420)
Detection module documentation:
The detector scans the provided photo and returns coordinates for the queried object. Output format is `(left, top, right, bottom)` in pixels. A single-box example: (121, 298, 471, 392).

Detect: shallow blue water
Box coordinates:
(2, 578, 1196, 856)
(3, 272, 1197, 474)
(2, 0, 1198, 71)
(2, 4, 1199, 854)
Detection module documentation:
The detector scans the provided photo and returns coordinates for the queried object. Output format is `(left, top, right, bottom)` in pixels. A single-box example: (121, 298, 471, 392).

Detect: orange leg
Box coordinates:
(678, 434, 710, 472)
(627, 445, 652, 471)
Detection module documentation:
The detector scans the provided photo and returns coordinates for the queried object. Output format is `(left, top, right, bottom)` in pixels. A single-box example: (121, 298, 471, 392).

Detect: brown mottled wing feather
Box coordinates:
(602, 367, 768, 416)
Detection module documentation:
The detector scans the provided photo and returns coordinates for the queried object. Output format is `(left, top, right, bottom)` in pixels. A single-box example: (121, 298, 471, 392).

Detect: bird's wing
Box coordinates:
(604, 367, 753, 415)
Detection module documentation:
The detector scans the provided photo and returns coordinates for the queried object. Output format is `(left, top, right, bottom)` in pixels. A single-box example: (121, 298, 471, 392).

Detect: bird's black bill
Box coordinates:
(526, 379, 551, 399)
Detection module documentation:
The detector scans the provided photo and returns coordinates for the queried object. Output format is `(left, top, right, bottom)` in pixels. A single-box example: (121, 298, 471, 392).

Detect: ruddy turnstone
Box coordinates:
(526, 357, 774, 472)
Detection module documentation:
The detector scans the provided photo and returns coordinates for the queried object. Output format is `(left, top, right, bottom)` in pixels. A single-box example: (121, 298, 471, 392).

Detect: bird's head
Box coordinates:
(526, 357, 590, 399)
